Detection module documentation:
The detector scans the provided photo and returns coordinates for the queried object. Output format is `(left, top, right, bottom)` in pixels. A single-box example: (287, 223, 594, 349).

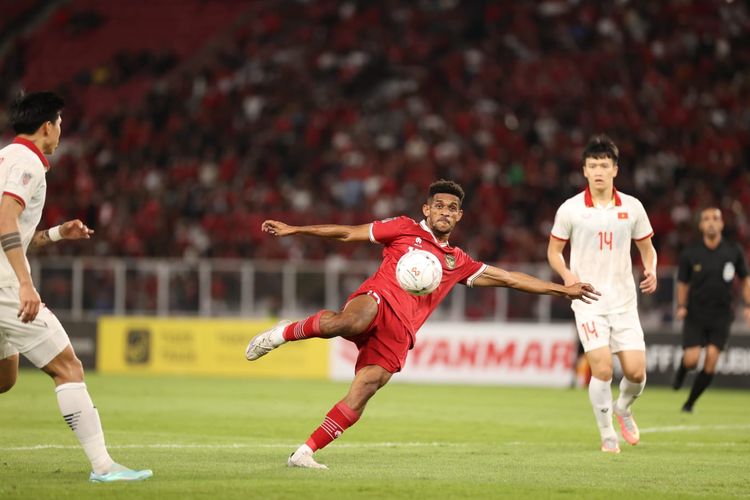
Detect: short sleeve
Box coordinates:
(370, 216, 415, 245)
(677, 248, 691, 283)
(735, 244, 749, 280)
(2, 160, 44, 210)
(632, 199, 654, 241)
(550, 203, 571, 241)
(456, 249, 487, 287)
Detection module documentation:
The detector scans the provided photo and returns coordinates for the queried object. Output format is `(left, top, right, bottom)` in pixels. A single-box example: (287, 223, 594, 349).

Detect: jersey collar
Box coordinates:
(584, 185, 621, 207)
(13, 137, 51, 170)
(419, 220, 450, 247)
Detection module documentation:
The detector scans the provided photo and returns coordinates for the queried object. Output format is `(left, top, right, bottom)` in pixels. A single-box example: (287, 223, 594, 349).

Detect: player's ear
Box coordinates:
(613, 164, 618, 177)
(455, 209, 463, 222)
(422, 203, 430, 217)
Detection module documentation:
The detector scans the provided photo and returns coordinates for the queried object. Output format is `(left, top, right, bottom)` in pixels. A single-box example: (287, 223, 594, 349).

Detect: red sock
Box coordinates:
(283, 310, 326, 341)
(305, 400, 360, 452)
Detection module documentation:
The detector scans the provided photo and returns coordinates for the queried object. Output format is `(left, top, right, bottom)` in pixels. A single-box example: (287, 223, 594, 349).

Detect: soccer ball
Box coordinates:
(395, 249, 443, 296)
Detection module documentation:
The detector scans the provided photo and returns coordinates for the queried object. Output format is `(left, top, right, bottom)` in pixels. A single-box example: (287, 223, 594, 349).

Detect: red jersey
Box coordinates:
(351, 216, 487, 339)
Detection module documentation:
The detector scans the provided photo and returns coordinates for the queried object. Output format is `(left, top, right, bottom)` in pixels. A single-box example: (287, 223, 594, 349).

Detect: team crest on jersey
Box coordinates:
(22, 172, 32, 185)
(415, 237, 422, 245)
(445, 255, 455, 269)
(693, 264, 702, 273)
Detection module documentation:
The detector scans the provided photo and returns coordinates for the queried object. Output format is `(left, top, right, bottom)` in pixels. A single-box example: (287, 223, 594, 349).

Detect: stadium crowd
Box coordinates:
(1, 0, 748, 266)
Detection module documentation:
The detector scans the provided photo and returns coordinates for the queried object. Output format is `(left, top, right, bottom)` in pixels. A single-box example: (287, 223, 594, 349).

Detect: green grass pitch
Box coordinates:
(1, 371, 748, 499)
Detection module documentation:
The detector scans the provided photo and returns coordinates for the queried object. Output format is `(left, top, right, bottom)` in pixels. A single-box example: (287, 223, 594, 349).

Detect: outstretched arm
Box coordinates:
(471, 265, 600, 303)
(28, 219, 94, 251)
(262, 220, 371, 242)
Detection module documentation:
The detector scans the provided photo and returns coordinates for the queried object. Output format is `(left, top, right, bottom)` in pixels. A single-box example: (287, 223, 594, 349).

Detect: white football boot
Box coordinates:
(245, 320, 291, 361)
(287, 446, 328, 470)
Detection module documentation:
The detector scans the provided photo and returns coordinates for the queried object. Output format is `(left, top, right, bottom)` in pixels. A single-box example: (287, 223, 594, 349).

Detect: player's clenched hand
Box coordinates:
(18, 282, 41, 323)
(262, 220, 296, 237)
(639, 270, 657, 294)
(60, 219, 94, 240)
(566, 282, 600, 303)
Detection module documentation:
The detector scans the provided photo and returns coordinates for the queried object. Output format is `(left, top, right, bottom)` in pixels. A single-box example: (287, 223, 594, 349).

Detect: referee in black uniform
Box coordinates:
(672, 207, 750, 412)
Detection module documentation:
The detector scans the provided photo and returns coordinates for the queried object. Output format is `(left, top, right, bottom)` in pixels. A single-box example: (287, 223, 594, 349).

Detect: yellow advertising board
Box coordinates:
(97, 317, 328, 379)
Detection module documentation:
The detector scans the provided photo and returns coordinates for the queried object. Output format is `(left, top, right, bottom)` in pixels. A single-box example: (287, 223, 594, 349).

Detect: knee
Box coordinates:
(683, 352, 700, 369)
(47, 356, 85, 384)
(625, 371, 646, 384)
(590, 364, 613, 381)
(683, 357, 699, 370)
(64, 357, 85, 382)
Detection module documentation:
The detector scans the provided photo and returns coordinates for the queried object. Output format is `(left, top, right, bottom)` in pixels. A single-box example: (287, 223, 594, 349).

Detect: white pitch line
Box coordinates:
(4, 425, 750, 452)
(639, 424, 750, 434)
(0, 441, 464, 452)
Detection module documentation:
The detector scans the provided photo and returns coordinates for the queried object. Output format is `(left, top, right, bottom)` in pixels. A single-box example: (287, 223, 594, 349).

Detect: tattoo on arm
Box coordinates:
(0, 232, 22, 252)
(28, 229, 51, 251)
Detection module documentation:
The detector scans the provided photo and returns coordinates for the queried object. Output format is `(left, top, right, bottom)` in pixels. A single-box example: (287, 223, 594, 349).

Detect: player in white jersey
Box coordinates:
(547, 134, 657, 454)
(0, 92, 151, 482)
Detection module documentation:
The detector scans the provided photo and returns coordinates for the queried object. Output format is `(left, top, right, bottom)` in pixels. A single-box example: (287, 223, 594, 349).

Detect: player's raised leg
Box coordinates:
(586, 347, 619, 453)
(246, 295, 378, 361)
(288, 364, 392, 469)
(613, 350, 646, 445)
(41, 340, 152, 482)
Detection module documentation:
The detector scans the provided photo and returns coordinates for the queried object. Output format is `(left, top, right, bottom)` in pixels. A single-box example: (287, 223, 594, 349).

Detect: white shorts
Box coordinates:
(574, 308, 645, 353)
(0, 287, 70, 368)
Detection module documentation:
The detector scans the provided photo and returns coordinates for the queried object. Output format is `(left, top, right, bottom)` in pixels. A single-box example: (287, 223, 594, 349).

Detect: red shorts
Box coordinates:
(345, 290, 413, 374)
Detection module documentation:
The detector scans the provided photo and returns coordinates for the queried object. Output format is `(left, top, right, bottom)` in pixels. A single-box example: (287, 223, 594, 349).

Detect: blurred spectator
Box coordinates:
(0, 0, 748, 264)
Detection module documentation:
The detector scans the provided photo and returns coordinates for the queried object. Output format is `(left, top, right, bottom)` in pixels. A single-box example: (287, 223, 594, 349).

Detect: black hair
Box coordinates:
(428, 179, 465, 205)
(582, 134, 618, 165)
(8, 92, 65, 135)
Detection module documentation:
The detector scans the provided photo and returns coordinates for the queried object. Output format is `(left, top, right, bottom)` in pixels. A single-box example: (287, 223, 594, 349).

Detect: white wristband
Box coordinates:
(48, 225, 63, 242)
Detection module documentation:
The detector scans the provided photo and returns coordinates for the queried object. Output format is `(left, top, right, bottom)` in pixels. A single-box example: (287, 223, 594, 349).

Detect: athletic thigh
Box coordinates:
(585, 345, 614, 380)
(346, 292, 412, 374)
(339, 293, 379, 334)
(0, 288, 70, 368)
(616, 349, 646, 381)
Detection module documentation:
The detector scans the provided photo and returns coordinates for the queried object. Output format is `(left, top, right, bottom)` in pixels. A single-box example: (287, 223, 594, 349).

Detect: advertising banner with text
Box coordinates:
(97, 317, 328, 379)
(330, 322, 579, 387)
(645, 332, 750, 388)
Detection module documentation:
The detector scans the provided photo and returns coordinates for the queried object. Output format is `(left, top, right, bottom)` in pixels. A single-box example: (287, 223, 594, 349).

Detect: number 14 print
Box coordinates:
(598, 231, 612, 250)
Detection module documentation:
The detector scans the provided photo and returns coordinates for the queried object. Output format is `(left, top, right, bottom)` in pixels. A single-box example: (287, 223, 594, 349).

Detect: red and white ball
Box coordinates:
(395, 249, 443, 296)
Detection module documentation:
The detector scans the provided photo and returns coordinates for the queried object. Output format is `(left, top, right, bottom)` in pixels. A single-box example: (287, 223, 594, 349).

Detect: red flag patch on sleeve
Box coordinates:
(618, 212, 628, 219)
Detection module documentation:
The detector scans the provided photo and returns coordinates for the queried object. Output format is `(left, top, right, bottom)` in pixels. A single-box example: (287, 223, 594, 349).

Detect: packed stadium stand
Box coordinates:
(0, 0, 748, 268)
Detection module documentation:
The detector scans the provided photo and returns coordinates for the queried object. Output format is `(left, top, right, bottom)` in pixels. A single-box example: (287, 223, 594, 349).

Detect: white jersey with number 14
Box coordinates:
(550, 187, 653, 315)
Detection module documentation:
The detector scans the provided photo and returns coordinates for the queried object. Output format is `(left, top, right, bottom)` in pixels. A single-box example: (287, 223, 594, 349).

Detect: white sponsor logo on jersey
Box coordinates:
(723, 262, 735, 282)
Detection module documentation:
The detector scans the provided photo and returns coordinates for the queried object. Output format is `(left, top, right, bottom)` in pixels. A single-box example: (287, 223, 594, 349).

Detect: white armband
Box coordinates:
(48, 225, 63, 242)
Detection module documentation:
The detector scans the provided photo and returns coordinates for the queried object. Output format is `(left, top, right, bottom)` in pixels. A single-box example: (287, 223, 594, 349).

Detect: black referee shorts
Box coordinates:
(682, 315, 732, 350)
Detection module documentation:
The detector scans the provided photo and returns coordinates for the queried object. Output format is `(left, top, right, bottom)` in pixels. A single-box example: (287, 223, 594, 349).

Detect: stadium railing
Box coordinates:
(29, 256, 749, 333)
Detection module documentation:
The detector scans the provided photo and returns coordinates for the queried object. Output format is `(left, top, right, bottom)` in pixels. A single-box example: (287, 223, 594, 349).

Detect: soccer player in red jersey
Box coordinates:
(247, 180, 600, 469)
